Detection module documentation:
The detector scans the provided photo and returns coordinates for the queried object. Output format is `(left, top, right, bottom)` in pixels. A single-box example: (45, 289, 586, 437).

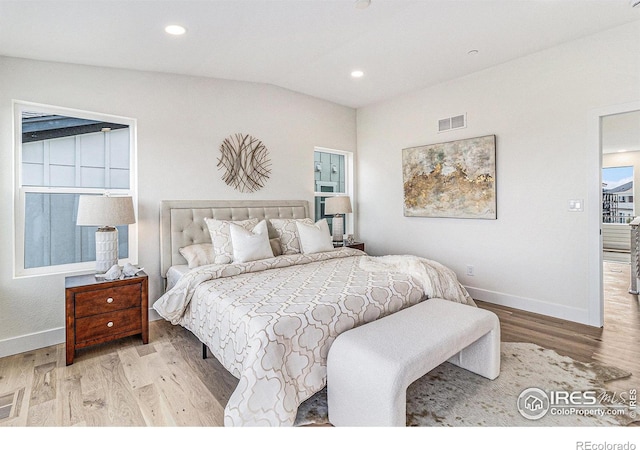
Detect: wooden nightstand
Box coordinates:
(65, 271, 148, 365)
(334, 241, 365, 252)
(346, 242, 365, 252)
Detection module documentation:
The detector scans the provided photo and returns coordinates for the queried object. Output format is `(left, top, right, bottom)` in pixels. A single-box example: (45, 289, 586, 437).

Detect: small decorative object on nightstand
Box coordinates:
(65, 271, 148, 365)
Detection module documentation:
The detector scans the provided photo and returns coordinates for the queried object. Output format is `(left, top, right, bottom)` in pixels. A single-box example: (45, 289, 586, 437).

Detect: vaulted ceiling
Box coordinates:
(1, 0, 638, 108)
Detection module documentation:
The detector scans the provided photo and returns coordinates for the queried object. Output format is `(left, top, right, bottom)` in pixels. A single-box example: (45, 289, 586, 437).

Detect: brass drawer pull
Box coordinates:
(106, 297, 114, 304)
(107, 321, 114, 328)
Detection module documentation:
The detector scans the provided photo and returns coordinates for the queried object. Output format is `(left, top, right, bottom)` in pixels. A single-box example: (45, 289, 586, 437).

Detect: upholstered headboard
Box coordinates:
(160, 199, 310, 278)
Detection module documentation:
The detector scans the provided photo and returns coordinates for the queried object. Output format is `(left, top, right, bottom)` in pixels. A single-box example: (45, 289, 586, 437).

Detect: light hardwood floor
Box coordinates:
(478, 261, 640, 394)
(0, 261, 638, 427)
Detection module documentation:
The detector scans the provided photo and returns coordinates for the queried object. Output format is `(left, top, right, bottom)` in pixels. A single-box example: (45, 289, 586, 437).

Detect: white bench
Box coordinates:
(327, 298, 500, 426)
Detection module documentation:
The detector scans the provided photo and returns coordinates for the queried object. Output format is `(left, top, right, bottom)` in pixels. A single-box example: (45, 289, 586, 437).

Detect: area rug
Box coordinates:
(294, 342, 638, 427)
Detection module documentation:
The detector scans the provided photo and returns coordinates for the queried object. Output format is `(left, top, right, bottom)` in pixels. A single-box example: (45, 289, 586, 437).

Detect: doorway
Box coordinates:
(590, 104, 640, 327)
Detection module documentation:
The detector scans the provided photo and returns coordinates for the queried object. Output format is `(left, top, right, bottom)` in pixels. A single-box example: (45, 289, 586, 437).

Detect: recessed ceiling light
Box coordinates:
(165, 25, 186, 36)
(355, 0, 371, 9)
(351, 70, 364, 78)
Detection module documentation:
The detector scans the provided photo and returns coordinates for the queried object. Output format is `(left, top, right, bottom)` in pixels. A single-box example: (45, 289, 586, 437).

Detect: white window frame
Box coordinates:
(13, 100, 138, 278)
(313, 146, 355, 237)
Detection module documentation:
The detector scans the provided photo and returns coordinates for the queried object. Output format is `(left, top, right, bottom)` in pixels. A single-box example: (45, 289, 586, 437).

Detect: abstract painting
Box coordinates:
(402, 135, 496, 219)
(218, 133, 271, 193)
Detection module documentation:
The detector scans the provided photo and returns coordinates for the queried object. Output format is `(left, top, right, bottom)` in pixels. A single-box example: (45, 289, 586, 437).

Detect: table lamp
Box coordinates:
(325, 196, 352, 244)
(76, 195, 136, 273)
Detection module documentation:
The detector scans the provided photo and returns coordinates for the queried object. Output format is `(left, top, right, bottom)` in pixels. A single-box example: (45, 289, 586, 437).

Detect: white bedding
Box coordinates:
(154, 247, 475, 426)
(166, 264, 190, 291)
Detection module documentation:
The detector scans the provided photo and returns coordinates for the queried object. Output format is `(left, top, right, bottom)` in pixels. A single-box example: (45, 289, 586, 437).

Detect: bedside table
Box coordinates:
(65, 271, 148, 365)
(334, 241, 365, 252)
(346, 242, 365, 252)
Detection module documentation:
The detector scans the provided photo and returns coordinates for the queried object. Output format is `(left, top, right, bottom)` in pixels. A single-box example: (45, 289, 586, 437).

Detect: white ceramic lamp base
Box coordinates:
(332, 215, 344, 243)
(96, 227, 118, 273)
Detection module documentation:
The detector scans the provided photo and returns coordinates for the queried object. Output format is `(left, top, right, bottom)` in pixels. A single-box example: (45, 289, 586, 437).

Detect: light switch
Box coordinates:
(568, 199, 584, 212)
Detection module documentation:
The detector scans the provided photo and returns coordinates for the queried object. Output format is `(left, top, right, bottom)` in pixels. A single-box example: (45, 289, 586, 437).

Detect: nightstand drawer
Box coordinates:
(75, 283, 141, 318)
(75, 307, 141, 343)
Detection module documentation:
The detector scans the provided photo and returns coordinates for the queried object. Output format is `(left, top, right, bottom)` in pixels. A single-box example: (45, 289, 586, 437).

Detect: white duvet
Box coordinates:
(153, 247, 475, 426)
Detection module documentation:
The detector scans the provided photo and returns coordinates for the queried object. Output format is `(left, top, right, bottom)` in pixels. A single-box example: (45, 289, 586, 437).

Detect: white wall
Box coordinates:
(356, 21, 640, 324)
(0, 56, 356, 357)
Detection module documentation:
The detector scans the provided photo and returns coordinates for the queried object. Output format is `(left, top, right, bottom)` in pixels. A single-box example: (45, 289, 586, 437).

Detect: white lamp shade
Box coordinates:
(77, 195, 136, 227)
(325, 196, 352, 215)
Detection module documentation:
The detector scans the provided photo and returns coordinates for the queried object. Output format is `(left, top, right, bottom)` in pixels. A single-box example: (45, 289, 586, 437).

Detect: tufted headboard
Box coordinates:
(160, 199, 310, 279)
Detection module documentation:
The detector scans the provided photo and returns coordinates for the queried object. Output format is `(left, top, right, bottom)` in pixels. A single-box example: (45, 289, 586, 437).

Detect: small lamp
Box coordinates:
(325, 196, 352, 244)
(76, 195, 136, 273)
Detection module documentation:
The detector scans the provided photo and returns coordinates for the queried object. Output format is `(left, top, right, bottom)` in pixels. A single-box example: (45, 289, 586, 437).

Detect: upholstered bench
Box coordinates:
(327, 298, 500, 426)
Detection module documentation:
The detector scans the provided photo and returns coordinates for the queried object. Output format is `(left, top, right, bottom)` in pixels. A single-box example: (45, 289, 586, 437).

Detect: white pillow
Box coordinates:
(229, 220, 274, 263)
(295, 219, 334, 254)
(204, 217, 259, 264)
(270, 218, 314, 255)
(178, 243, 215, 269)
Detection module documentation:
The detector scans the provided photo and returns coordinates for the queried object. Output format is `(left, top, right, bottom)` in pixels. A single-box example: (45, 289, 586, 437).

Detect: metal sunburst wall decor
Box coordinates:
(217, 133, 272, 193)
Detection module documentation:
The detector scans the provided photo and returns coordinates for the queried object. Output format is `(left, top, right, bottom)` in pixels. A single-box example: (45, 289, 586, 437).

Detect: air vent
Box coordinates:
(438, 114, 467, 133)
(0, 388, 24, 423)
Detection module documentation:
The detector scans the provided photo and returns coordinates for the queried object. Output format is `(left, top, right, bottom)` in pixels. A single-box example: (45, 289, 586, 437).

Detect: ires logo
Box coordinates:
(517, 388, 551, 420)
(517, 388, 600, 420)
(550, 391, 598, 406)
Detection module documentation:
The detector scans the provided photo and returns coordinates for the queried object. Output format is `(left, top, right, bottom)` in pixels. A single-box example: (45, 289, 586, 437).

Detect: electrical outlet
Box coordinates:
(466, 265, 474, 276)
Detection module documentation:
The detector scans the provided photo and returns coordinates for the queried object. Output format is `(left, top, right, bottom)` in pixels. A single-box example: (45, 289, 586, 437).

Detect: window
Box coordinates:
(14, 102, 137, 277)
(313, 147, 354, 236)
(602, 165, 634, 224)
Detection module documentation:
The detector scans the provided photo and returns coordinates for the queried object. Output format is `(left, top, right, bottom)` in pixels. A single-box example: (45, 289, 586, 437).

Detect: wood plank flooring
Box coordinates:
(477, 261, 640, 393)
(0, 261, 638, 427)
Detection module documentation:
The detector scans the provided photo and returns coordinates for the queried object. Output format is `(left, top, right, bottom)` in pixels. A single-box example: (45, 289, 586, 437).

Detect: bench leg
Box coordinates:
(447, 321, 501, 380)
(328, 342, 409, 426)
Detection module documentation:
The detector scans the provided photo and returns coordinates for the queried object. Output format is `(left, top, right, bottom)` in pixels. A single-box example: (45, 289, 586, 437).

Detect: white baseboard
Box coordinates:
(0, 327, 65, 359)
(0, 308, 164, 359)
(465, 286, 592, 326)
(149, 308, 162, 322)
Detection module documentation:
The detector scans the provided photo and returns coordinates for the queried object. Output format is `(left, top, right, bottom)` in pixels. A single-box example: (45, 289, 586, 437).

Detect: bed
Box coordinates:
(153, 199, 476, 426)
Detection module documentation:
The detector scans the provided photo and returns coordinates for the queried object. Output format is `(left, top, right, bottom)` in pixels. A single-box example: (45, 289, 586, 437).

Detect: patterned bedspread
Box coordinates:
(153, 247, 475, 426)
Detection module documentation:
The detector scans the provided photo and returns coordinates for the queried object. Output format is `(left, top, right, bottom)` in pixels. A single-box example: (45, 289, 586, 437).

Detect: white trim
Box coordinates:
(466, 286, 591, 325)
(13, 100, 138, 278)
(587, 100, 640, 327)
(0, 327, 65, 359)
(314, 146, 355, 236)
(0, 309, 162, 359)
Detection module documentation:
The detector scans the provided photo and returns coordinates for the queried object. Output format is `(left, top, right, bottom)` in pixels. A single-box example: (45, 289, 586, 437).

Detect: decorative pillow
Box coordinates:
(229, 220, 274, 263)
(204, 217, 260, 264)
(270, 218, 314, 255)
(295, 219, 334, 254)
(178, 243, 215, 269)
(269, 238, 282, 257)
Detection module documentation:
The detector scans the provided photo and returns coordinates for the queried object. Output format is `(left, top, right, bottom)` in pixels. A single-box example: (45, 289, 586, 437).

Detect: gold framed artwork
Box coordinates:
(402, 135, 496, 219)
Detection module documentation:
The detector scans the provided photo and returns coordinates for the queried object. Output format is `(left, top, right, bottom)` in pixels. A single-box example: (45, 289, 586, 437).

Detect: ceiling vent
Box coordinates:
(438, 113, 466, 133)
